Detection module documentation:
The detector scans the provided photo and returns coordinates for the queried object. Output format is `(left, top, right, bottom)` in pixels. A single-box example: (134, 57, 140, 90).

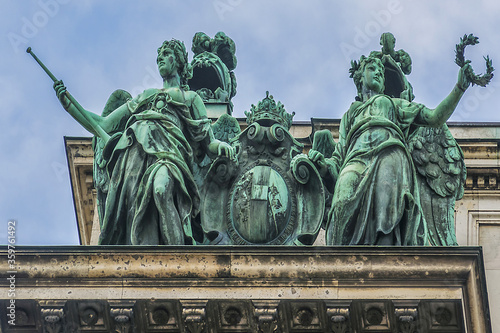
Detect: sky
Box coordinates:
(1, 0, 500, 245)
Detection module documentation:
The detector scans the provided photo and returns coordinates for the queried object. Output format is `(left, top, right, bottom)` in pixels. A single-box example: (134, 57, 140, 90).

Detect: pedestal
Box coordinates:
(0, 246, 491, 332)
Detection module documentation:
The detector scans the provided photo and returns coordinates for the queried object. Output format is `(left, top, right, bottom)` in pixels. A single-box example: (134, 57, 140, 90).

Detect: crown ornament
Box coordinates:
(244, 91, 295, 130)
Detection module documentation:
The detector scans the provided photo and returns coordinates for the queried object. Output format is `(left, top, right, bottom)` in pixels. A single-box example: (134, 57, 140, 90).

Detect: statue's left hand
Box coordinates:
(457, 62, 472, 92)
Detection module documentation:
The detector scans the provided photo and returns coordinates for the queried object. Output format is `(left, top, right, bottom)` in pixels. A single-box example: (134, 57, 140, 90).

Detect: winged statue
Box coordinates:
(92, 89, 132, 226)
(53, 39, 235, 245)
(309, 33, 492, 246)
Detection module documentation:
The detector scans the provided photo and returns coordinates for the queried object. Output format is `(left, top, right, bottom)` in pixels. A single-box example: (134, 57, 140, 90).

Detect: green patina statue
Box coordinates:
(54, 39, 235, 245)
(29, 31, 492, 247)
(309, 33, 493, 246)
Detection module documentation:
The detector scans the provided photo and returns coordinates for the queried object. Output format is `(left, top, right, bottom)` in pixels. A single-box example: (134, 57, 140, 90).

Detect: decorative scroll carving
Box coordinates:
(182, 301, 207, 333)
(110, 307, 134, 333)
(41, 308, 64, 333)
(395, 307, 418, 333)
(253, 301, 279, 333)
(326, 307, 350, 333)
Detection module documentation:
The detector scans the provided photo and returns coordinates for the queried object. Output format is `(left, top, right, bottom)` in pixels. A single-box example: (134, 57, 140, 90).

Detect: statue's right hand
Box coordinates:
(53, 80, 71, 109)
(457, 61, 472, 92)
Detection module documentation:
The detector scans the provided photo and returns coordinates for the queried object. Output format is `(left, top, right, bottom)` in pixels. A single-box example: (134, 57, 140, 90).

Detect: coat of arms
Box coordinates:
(201, 92, 325, 245)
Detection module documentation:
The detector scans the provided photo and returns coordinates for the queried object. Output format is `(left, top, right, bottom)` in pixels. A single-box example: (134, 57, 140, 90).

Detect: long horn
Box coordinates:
(26, 47, 111, 142)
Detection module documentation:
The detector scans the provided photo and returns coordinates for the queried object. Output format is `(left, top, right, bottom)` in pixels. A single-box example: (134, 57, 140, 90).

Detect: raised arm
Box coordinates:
(54, 80, 131, 137)
(415, 63, 472, 127)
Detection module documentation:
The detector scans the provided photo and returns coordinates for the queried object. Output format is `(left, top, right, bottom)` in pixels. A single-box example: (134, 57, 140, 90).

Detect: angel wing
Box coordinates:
(212, 113, 241, 142)
(408, 124, 466, 245)
(93, 89, 132, 225)
(312, 129, 336, 159)
(192, 113, 241, 189)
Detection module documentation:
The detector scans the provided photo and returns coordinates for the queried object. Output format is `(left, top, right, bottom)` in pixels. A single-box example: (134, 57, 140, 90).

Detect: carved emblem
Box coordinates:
(201, 92, 324, 245)
(227, 157, 297, 244)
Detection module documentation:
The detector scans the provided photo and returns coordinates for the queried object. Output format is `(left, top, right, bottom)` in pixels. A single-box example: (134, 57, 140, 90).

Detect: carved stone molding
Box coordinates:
(326, 302, 351, 333)
(182, 300, 207, 333)
(110, 307, 134, 333)
(0, 247, 491, 332)
(0, 298, 483, 332)
(253, 301, 279, 333)
(41, 307, 64, 333)
(395, 307, 418, 333)
(210, 300, 254, 331)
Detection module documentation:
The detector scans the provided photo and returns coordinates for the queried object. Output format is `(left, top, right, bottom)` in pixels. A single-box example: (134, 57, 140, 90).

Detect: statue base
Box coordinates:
(0, 246, 491, 332)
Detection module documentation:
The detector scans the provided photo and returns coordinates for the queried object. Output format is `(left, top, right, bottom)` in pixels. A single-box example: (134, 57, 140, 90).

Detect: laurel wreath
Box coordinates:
(349, 55, 365, 78)
(455, 34, 494, 87)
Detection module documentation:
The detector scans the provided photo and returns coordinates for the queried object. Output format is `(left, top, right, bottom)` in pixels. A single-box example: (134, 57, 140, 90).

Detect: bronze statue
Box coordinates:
(28, 32, 493, 247)
(52, 39, 235, 245)
(308, 33, 492, 246)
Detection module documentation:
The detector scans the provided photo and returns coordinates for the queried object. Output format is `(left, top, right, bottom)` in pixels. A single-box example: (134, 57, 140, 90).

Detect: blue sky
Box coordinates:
(1, 0, 500, 245)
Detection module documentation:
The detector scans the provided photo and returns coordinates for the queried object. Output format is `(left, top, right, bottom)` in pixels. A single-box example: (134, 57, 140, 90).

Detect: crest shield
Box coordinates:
(201, 93, 324, 245)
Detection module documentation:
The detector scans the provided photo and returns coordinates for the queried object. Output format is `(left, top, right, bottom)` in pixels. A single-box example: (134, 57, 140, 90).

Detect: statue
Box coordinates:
(201, 92, 325, 245)
(309, 33, 493, 246)
(27, 32, 493, 247)
(52, 39, 235, 245)
(408, 34, 493, 245)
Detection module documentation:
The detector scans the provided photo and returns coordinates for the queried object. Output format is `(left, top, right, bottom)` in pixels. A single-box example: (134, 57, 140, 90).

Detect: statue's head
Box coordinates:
(351, 56, 385, 98)
(157, 39, 193, 87)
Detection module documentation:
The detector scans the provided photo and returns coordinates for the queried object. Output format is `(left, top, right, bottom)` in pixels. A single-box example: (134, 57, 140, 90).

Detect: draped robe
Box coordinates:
(98, 88, 211, 245)
(325, 95, 427, 245)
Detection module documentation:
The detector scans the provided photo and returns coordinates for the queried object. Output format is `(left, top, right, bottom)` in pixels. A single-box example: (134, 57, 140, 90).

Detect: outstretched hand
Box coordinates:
(457, 62, 472, 92)
(53, 80, 71, 110)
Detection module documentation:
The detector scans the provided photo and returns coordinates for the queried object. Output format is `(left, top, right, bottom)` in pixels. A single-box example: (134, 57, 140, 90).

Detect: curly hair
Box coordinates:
(157, 39, 193, 90)
(351, 56, 384, 100)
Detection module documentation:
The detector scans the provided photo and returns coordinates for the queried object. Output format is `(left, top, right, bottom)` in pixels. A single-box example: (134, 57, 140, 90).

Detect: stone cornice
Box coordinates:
(0, 246, 491, 332)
